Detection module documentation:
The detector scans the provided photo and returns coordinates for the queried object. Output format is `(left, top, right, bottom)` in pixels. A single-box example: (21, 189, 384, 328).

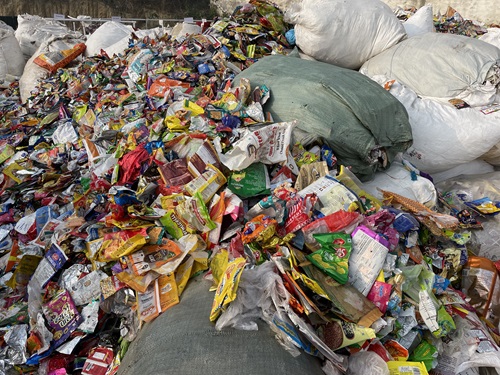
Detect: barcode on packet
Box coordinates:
(398, 367, 421, 375)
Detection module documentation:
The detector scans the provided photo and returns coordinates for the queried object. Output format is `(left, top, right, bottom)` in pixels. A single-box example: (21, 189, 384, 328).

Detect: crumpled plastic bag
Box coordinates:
(215, 261, 281, 331)
(347, 351, 389, 375)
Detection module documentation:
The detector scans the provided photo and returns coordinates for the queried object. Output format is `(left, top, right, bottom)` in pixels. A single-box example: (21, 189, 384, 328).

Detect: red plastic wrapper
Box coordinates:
(118, 144, 150, 185)
(285, 194, 317, 233)
(81, 347, 114, 375)
(0, 208, 15, 224)
(157, 158, 193, 186)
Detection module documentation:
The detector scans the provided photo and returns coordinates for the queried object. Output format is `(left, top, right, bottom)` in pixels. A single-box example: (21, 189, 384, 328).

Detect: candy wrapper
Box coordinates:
(157, 158, 193, 186)
(126, 240, 183, 276)
(42, 289, 82, 348)
(216, 121, 294, 171)
(348, 226, 389, 296)
(307, 233, 352, 284)
(210, 257, 246, 321)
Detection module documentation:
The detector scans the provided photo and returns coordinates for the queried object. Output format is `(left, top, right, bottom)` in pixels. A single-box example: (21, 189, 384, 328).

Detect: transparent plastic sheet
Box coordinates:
(215, 262, 285, 331)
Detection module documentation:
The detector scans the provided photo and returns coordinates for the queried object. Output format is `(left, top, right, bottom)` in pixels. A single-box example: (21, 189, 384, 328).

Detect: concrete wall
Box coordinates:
(0, 0, 214, 21)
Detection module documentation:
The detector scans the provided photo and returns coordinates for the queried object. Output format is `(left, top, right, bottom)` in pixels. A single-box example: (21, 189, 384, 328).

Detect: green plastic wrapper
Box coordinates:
(306, 233, 352, 284)
(408, 340, 438, 371)
(227, 162, 271, 199)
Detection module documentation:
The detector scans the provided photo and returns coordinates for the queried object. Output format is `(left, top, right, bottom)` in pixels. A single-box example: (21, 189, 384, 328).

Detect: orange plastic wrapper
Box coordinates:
(241, 214, 277, 244)
(116, 270, 160, 293)
(34, 43, 86, 73)
(158, 273, 179, 312)
(126, 240, 183, 275)
(202, 192, 226, 249)
(148, 75, 190, 97)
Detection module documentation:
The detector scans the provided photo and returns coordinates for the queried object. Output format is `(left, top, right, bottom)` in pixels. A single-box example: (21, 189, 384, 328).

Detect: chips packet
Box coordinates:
(307, 233, 352, 284)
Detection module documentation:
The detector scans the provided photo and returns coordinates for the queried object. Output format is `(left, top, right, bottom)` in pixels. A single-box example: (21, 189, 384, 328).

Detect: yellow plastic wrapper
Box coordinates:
(209, 249, 229, 291)
(387, 361, 429, 375)
(98, 228, 148, 262)
(158, 273, 179, 312)
(210, 257, 246, 321)
(175, 256, 194, 297)
(184, 164, 227, 204)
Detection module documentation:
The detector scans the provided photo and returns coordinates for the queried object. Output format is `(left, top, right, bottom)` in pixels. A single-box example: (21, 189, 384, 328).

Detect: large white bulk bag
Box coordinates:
(361, 33, 500, 107)
(85, 21, 133, 57)
(0, 21, 25, 84)
(403, 5, 435, 37)
(286, 0, 406, 70)
(369, 76, 500, 174)
(479, 28, 500, 50)
(19, 35, 84, 103)
(15, 14, 80, 61)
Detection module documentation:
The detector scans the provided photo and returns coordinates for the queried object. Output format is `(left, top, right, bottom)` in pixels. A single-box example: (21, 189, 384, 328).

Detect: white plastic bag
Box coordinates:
(347, 351, 389, 375)
(85, 21, 134, 57)
(361, 33, 500, 107)
(170, 22, 202, 42)
(403, 5, 435, 37)
(286, 0, 406, 70)
(369, 76, 500, 174)
(361, 160, 437, 207)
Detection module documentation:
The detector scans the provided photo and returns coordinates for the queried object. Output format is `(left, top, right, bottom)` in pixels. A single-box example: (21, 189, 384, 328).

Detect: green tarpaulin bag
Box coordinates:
(236, 54, 412, 181)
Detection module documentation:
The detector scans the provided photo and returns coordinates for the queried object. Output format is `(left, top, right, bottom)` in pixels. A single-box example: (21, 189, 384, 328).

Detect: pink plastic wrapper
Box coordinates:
(367, 281, 392, 314)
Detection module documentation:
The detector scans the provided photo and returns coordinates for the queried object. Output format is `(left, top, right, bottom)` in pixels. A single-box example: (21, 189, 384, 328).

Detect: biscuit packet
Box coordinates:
(319, 318, 376, 351)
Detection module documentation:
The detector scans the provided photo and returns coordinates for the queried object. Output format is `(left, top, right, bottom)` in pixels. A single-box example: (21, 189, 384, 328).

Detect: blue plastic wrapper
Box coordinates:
(387, 207, 419, 232)
(145, 141, 164, 154)
(198, 63, 216, 74)
(35, 206, 59, 235)
(433, 275, 450, 295)
(285, 29, 296, 45)
(320, 144, 337, 169)
(221, 114, 241, 129)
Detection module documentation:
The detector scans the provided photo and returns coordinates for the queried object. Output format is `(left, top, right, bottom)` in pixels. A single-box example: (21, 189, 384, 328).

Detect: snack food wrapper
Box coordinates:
(387, 361, 429, 375)
(42, 289, 82, 348)
(228, 163, 271, 199)
(184, 164, 227, 204)
(298, 175, 359, 216)
(210, 257, 246, 321)
(320, 319, 376, 351)
(126, 240, 183, 276)
(307, 233, 352, 284)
